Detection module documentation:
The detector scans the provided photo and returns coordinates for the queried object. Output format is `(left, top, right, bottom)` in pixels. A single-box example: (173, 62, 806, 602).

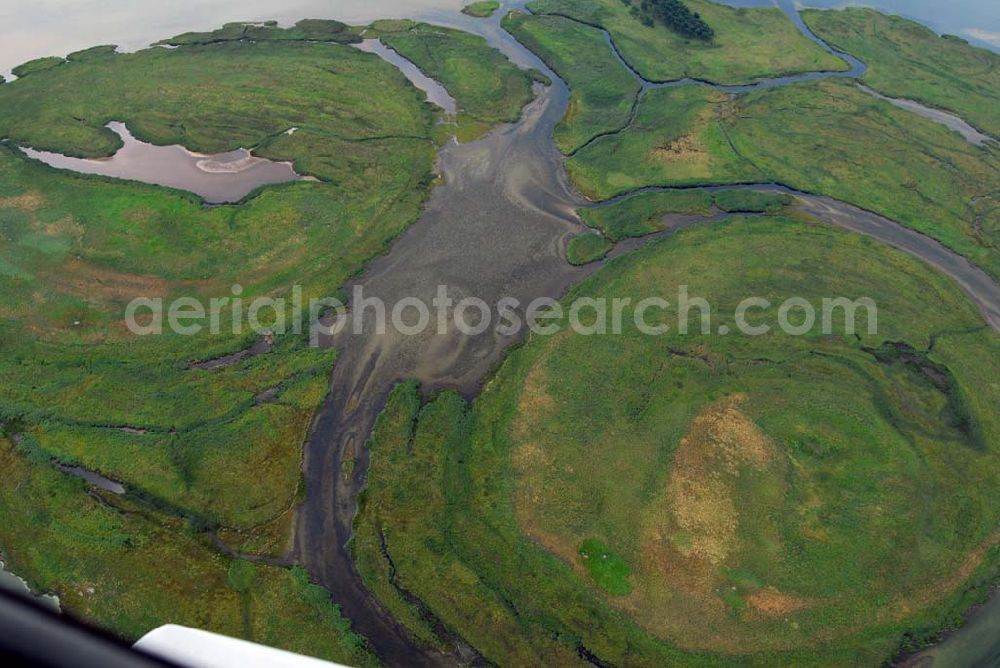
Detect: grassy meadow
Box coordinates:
(566, 232, 614, 265)
(2, 1, 999, 664)
(581, 188, 791, 242)
(462, 1, 500, 18)
(0, 40, 433, 158)
(509, 0, 1000, 280)
(158, 19, 362, 47)
(356, 216, 1000, 665)
(526, 0, 848, 84)
(0, 434, 377, 667)
(803, 9, 1000, 139)
(567, 79, 1000, 281)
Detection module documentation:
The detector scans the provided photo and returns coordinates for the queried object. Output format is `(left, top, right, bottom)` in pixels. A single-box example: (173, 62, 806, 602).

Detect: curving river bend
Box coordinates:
(289, 3, 1000, 667)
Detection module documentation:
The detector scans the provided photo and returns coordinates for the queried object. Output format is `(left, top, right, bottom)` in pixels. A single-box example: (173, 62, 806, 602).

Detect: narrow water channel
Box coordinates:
(856, 84, 995, 146)
(899, 588, 1000, 667)
(295, 7, 588, 665)
(54, 464, 126, 496)
(353, 39, 458, 115)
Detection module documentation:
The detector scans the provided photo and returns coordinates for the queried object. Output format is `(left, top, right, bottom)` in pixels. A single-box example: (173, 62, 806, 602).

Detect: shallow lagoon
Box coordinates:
(22, 122, 307, 204)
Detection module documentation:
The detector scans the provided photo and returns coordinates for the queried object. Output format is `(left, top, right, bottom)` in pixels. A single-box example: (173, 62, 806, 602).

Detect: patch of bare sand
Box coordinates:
(512, 353, 556, 439)
(640, 396, 774, 588)
(39, 215, 84, 239)
(746, 587, 812, 616)
(38, 257, 179, 302)
(510, 353, 581, 562)
(651, 134, 707, 165)
(624, 395, 814, 651)
(507, 381, 998, 655)
(0, 191, 44, 212)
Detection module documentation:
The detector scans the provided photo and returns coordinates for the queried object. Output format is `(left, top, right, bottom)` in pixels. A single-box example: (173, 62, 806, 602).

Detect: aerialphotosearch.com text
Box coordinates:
(125, 284, 878, 343)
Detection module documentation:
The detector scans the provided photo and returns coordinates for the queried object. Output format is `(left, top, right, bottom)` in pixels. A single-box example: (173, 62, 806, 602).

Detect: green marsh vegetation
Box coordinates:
(65, 45, 119, 62)
(566, 80, 1000, 280)
(803, 9, 1000, 139)
(580, 188, 791, 242)
(0, 38, 432, 157)
(525, 0, 848, 84)
(0, 32, 439, 540)
(0, 17, 537, 652)
(353, 382, 586, 663)
(355, 5, 998, 664)
(370, 21, 545, 140)
(502, 11, 643, 154)
(511, 1, 1000, 283)
(158, 19, 362, 47)
(0, 32, 433, 656)
(356, 216, 1000, 665)
(461, 1, 500, 18)
(0, 433, 377, 667)
(2, 1, 999, 663)
(10, 57, 65, 78)
(565, 232, 613, 264)
(577, 539, 632, 596)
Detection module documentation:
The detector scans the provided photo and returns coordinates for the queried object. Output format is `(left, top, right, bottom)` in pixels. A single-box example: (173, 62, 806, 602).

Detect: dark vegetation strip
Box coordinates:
(629, 0, 714, 41)
(862, 341, 986, 451)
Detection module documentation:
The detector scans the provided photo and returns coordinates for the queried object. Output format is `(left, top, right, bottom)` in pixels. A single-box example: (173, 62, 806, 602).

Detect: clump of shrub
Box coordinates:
(621, 0, 714, 40)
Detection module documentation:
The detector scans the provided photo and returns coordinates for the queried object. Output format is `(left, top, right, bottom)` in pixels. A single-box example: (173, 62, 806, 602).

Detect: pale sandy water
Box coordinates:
(54, 464, 126, 495)
(857, 84, 995, 146)
(0, 559, 60, 612)
(21, 122, 307, 204)
(353, 39, 458, 115)
(2, 0, 995, 80)
(0, 0, 466, 78)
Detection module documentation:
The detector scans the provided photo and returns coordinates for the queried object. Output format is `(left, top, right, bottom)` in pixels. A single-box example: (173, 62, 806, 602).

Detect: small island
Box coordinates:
(461, 1, 501, 18)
